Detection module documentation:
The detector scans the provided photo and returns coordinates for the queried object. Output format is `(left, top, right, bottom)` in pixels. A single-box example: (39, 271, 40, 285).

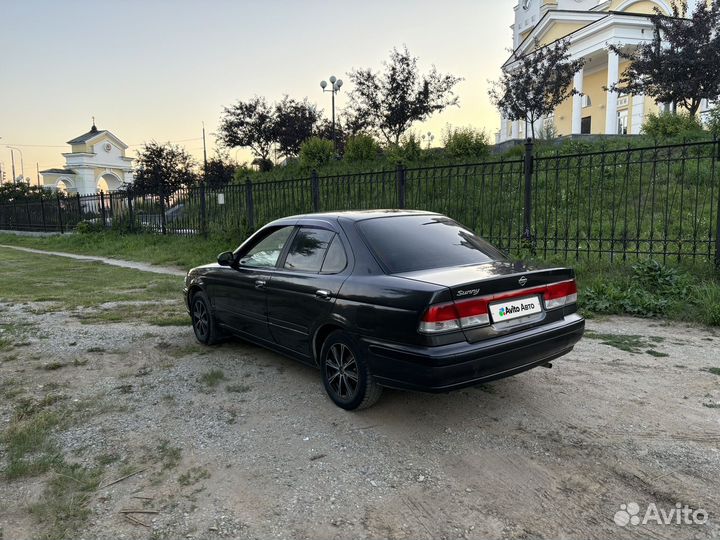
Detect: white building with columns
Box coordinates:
(40, 122, 134, 194)
(497, 0, 708, 142)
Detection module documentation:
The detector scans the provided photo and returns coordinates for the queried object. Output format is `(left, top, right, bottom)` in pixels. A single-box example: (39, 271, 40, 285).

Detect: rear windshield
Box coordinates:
(357, 215, 506, 273)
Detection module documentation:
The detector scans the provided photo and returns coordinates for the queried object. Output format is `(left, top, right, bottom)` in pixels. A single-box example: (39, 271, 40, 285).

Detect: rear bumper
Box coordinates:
(360, 313, 584, 392)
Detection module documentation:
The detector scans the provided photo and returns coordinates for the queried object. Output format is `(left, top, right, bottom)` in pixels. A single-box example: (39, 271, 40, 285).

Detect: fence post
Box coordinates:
(159, 180, 167, 235)
(126, 187, 134, 232)
(40, 195, 47, 231)
(245, 178, 255, 231)
(523, 138, 534, 243)
(311, 170, 320, 212)
(56, 193, 64, 234)
(76, 193, 82, 220)
(715, 138, 720, 269)
(100, 191, 107, 228)
(25, 198, 31, 228)
(396, 162, 406, 209)
(199, 182, 207, 238)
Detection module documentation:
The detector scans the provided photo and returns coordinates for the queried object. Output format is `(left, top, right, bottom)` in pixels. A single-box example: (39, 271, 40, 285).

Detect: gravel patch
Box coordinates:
(1, 304, 719, 539)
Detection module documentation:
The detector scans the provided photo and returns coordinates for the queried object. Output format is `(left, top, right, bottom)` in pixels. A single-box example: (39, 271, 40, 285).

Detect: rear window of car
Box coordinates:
(357, 215, 506, 273)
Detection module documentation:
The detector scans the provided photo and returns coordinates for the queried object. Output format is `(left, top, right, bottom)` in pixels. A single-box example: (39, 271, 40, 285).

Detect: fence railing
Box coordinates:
(1, 138, 719, 266)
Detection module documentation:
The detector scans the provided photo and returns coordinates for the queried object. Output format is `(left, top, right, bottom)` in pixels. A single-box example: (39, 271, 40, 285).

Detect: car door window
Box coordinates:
(240, 227, 293, 268)
(320, 236, 347, 273)
(283, 228, 334, 273)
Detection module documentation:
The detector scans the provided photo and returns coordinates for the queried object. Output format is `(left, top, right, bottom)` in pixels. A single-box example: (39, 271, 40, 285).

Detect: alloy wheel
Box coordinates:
(193, 299, 209, 340)
(325, 343, 359, 400)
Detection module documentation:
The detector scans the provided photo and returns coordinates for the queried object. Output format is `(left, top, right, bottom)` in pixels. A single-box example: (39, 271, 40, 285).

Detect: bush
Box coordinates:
(75, 220, 105, 234)
(581, 260, 704, 318)
(641, 112, 705, 139)
(442, 126, 489, 159)
(344, 134, 380, 162)
(299, 137, 335, 169)
(705, 107, 720, 137)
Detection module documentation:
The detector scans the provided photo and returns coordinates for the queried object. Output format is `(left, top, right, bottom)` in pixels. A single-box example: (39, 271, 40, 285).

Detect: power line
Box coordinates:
(4, 137, 207, 149)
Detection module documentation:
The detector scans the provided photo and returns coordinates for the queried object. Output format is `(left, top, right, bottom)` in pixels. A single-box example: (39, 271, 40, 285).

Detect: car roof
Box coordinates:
(272, 209, 440, 224)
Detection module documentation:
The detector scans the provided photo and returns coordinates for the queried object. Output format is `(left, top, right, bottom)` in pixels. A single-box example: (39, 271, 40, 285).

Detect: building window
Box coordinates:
(581, 95, 592, 108)
(617, 111, 629, 135)
(581, 116, 591, 134)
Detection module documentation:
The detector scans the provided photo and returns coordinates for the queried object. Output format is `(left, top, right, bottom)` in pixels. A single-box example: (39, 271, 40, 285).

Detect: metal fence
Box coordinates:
(1, 139, 719, 266)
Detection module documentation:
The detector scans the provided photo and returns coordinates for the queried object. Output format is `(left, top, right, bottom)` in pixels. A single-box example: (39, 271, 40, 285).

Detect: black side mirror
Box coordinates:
(217, 251, 235, 267)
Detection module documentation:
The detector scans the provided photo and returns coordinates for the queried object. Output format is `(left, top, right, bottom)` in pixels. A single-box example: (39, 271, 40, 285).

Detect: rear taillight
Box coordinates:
(419, 278, 578, 334)
(419, 298, 489, 334)
(544, 280, 577, 310)
(419, 302, 462, 333)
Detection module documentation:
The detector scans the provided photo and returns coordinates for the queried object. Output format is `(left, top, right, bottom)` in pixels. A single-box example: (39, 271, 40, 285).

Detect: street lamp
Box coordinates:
(320, 75, 343, 151)
(7, 146, 24, 184)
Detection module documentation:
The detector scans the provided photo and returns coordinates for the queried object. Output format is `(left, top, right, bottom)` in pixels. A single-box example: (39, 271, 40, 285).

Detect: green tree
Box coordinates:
(0, 182, 48, 203)
(490, 39, 584, 139)
(218, 97, 276, 162)
(346, 46, 462, 145)
(133, 142, 198, 197)
(609, 1, 720, 116)
(204, 150, 237, 189)
(274, 96, 320, 158)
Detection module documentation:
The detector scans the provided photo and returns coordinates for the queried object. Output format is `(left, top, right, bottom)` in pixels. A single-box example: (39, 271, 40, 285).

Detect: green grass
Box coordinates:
(704, 367, 720, 376)
(75, 301, 189, 327)
(29, 464, 102, 540)
(0, 247, 181, 312)
(584, 331, 647, 354)
(157, 440, 182, 470)
(199, 369, 226, 388)
(178, 466, 210, 487)
(568, 258, 720, 327)
(0, 231, 234, 269)
(226, 383, 251, 394)
(1, 229, 718, 327)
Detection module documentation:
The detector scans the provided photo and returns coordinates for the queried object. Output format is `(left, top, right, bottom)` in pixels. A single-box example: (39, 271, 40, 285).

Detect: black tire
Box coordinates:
(320, 330, 382, 410)
(190, 291, 220, 345)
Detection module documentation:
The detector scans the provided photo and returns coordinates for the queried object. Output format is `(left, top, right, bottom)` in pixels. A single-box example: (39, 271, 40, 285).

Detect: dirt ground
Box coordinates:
(1, 302, 719, 540)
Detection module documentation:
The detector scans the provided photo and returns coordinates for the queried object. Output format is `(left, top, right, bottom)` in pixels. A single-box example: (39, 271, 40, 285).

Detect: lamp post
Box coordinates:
(7, 146, 24, 184)
(320, 75, 343, 151)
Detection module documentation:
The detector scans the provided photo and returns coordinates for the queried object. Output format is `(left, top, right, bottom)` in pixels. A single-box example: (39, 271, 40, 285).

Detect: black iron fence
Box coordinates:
(1, 139, 719, 266)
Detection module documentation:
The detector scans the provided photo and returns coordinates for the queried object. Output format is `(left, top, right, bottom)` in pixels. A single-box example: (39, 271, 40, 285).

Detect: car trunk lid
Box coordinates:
(397, 262, 577, 342)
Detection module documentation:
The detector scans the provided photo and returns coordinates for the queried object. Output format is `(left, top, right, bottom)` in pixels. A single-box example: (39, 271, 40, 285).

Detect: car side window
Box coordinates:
(239, 227, 293, 268)
(320, 236, 348, 274)
(283, 228, 335, 273)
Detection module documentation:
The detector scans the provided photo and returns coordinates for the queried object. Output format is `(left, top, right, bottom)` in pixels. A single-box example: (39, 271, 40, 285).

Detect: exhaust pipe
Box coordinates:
(541, 362, 553, 369)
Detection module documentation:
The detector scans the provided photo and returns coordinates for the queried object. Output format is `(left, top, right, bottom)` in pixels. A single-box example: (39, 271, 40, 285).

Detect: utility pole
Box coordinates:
(36, 162, 41, 187)
(10, 149, 16, 184)
(202, 122, 208, 182)
(7, 146, 24, 183)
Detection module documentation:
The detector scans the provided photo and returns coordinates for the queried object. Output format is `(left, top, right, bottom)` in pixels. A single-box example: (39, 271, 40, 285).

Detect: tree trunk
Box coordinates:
(688, 99, 701, 116)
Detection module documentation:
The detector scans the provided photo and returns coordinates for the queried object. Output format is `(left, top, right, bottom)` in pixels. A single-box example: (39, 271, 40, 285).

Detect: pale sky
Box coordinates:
(0, 0, 513, 182)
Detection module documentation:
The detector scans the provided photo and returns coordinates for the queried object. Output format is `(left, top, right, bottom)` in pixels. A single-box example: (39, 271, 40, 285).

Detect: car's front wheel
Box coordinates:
(320, 331, 382, 410)
(190, 291, 220, 345)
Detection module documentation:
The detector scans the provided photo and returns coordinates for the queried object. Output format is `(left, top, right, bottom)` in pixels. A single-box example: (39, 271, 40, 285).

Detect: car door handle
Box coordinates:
(254, 279, 267, 290)
(315, 289, 332, 300)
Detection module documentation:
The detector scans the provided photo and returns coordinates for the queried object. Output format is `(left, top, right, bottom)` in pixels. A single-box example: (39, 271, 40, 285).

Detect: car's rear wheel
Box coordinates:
(320, 331, 382, 410)
(190, 291, 219, 345)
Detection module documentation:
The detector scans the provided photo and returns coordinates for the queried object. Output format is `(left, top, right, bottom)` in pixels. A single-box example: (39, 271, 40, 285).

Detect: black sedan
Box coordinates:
(184, 210, 584, 410)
